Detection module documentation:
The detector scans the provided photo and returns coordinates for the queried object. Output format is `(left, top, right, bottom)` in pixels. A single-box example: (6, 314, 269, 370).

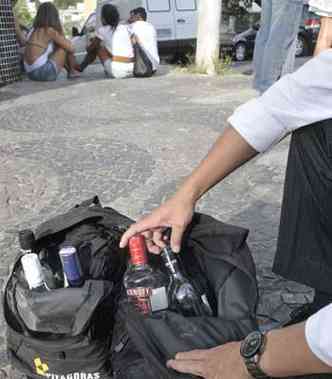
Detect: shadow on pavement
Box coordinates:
(0, 63, 172, 102)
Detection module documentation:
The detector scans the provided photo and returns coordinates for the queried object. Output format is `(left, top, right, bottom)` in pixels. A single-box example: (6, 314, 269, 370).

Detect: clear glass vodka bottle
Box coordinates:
(124, 235, 169, 315)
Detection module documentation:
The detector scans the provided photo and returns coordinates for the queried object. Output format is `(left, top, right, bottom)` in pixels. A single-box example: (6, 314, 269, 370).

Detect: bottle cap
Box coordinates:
(19, 230, 35, 251)
(128, 235, 148, 266)
(21, 253, 44, 289)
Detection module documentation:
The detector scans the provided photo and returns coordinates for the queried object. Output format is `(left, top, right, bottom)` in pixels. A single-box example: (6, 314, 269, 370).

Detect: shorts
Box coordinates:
(103, 59, 133, 79)
(27, 60, 59, 82)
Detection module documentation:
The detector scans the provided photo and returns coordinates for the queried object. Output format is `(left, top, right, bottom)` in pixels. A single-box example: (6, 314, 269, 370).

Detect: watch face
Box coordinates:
(240, 331, 264, 359)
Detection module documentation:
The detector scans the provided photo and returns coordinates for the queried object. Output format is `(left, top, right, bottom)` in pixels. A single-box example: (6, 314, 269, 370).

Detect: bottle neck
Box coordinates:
(128, 235, 149, 266)
(130, 262, 150, 270)
(130, 252, 148, 267)
(161, 247, 183, 278)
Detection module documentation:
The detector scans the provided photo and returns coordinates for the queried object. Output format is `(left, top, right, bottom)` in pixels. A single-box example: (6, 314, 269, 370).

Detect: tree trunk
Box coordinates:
(195, 0, 222, 75)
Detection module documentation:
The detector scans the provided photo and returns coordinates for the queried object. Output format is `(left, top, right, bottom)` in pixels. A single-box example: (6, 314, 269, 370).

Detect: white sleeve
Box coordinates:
(127, 24, 134, 36)
(228, 49, 332, 152)
(96, 26, 108, 41)
(309, 0, 332, 16)
(305, 304, 332, 367)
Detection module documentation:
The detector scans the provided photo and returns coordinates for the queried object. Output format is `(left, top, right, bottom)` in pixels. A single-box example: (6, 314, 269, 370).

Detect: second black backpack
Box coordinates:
(111, 213, 259, 379)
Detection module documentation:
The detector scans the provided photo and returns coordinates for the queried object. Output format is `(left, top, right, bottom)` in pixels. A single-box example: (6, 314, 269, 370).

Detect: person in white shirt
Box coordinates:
(119, 0, 332, 377)
(128, 7, 159, 73)
(79, 4, 134, 79)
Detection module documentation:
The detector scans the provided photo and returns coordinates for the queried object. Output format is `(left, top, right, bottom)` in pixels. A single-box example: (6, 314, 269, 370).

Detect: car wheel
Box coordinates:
(235, 42, 247, 62)
(295, 35, 309, 57)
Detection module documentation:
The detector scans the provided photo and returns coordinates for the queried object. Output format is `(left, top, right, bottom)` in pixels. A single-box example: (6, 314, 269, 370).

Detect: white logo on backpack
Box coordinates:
(45, 373, 100, 379)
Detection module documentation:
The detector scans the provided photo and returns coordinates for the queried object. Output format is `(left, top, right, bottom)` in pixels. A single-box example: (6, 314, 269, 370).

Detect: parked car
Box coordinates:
(233, 5, 321, 62)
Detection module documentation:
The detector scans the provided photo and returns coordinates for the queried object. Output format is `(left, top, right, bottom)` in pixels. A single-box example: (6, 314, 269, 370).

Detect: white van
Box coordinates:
(72, 0, 203, 63)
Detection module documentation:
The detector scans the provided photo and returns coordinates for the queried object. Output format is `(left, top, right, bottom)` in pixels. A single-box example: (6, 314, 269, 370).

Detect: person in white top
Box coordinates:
(129, 7, 160, 73)
(79, 4, 134, 79)
(119, 0, 332, 377)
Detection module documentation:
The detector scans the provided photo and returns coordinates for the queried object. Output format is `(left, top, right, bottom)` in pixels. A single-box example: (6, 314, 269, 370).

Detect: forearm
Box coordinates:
(314, 16, 332, 55)
(16, 29, 26, 46)
(177, 126, 258, 202)
(260, 323, 332, 377)
(14, 18, 25, 46)
(50, 30, 75, 53)
(64, 41, 75, 54)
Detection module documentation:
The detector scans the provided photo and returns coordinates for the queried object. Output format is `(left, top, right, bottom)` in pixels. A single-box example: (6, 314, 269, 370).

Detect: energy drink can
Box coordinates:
(59, 246, 84, 287)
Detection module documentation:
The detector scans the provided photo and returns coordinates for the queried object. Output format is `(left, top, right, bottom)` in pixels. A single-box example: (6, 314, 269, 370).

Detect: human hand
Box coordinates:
(119, 193, 195, 254)
(167, 343, 251, 379)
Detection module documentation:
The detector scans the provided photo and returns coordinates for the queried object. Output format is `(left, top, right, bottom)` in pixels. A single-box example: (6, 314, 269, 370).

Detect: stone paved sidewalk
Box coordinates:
(0, 63, 312, 369)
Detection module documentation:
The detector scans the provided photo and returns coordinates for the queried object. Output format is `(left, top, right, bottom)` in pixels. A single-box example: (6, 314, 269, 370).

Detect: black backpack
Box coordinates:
(110, 213, 259, 379)
(4, 197, 259, 379)
(133, 40, 154, 78)
(4, 196, 131, 379)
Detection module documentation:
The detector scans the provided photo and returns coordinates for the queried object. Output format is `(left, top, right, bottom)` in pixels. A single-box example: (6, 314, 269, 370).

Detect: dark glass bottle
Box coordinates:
(124, 235, 169, 315)
(161, 245, 213, 317)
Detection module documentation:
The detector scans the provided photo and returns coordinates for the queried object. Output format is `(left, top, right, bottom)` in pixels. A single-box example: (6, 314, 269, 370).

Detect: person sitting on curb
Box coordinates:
(120, 0, 332, 377)
(24, 2, 80, 81)
(79, 4, 134, 79)
(128, 7, 159, 74)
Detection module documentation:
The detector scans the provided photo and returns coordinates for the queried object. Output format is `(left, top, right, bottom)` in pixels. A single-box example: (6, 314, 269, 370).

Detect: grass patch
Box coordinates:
(175, 54, 233, 76)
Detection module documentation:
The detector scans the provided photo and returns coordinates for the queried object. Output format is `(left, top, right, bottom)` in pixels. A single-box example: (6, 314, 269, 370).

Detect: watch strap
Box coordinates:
(243, 332, 269, 378)
(245, 357, 269, 378)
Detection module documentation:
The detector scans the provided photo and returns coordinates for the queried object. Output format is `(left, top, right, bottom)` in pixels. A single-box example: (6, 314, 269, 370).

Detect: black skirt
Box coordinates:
(273, 119, 332, 295)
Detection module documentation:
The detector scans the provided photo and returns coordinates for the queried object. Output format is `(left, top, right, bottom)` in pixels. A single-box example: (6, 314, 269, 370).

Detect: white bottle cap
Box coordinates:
(21, 253, 45, 289)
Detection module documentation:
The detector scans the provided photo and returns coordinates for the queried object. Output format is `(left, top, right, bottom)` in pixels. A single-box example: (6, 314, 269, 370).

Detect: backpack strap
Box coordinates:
(35, 196, 103, 242)
(74, 195, 101, 209)
(3, 253, 29, 335)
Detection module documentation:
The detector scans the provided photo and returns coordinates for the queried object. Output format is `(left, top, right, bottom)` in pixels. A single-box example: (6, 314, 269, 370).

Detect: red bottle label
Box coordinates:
(127, 287, 152, 314)
(128, 235, 148, 266)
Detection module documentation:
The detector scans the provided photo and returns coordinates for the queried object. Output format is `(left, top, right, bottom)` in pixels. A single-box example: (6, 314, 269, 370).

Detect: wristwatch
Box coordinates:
(240, 331, 269, 378)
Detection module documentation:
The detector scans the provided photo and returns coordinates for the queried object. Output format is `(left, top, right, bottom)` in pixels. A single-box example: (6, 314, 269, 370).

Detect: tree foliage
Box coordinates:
(14, 0, 33, 26)
(224, 0, 253, 15)
(53, 0, 81, 9)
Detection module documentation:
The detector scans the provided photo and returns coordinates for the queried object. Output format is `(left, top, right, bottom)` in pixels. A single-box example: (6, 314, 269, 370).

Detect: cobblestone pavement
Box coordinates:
(0, 64, 313, 369)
